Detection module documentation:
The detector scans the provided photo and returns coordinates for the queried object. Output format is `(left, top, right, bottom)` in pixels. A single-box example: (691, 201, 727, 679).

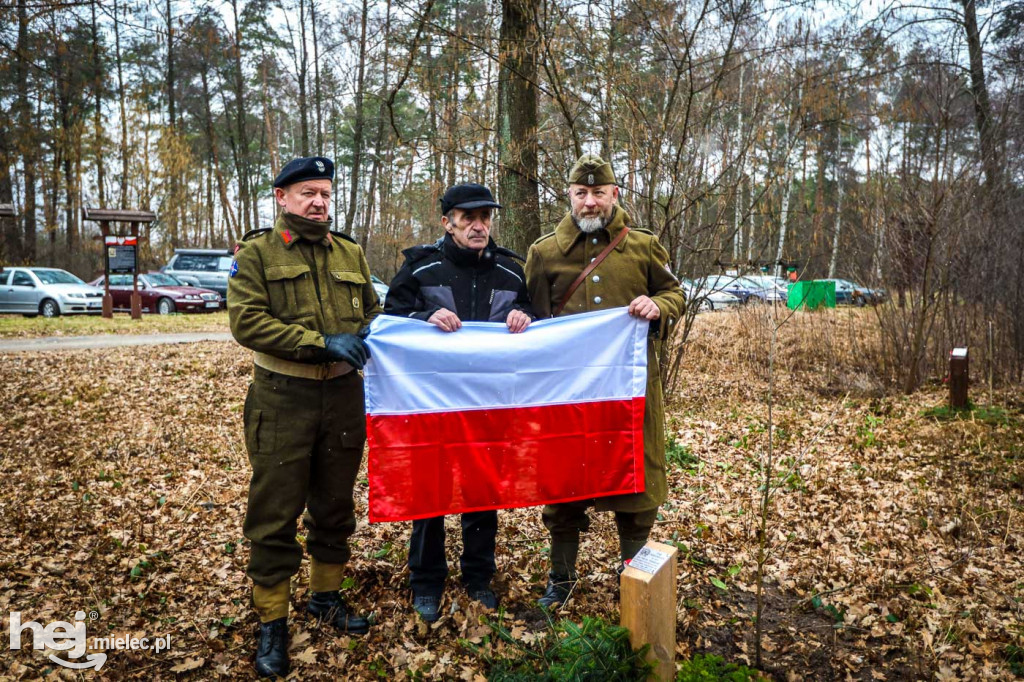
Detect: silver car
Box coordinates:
(0, 267, 105, 317)
(162, 248, 234, 299)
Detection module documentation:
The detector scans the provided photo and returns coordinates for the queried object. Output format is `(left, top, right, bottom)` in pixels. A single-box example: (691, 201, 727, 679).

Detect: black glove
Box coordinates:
(319, 333, 370, 369)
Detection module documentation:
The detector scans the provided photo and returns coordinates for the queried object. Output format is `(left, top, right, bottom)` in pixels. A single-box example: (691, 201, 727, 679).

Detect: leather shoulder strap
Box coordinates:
(553, 226, 630, 317)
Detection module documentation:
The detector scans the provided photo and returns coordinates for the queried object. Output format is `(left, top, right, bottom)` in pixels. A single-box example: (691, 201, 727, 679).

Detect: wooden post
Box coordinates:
(950, 347, 969, 409)
(129, 221, 142, 320)
(620, 541, 678, 681)
(100, 220, 114, 319)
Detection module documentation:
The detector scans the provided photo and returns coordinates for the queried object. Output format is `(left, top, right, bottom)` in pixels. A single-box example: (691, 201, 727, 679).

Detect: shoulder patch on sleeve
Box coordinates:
(329, 229, 358, 244)
(631, 227, 656, 236)
(241, 227, 272, 242)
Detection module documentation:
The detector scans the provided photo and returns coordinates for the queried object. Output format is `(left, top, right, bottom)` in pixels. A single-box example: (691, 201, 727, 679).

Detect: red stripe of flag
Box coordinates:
(366, 397, 645, 522)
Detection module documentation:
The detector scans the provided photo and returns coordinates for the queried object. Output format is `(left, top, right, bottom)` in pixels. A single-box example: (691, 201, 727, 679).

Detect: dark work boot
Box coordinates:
(537, 574, 576, 609)
(255, 617, 289, 678)
(306, 591, 370, 635)
(412, 594, 441, 622)
(467, 586, 498, 610)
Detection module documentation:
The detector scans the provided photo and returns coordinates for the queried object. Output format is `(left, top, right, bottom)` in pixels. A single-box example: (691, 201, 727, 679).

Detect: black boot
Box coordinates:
(412, 594, 441, 622)
(306, 591, 370, 634)
(537, 574, 575, 609)
(255, 617, 289, 678)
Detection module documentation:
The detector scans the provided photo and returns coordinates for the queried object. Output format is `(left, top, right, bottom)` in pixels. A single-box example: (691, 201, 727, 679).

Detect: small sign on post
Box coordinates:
(620, 541, 678, 681)
(950, 347, 969, 409)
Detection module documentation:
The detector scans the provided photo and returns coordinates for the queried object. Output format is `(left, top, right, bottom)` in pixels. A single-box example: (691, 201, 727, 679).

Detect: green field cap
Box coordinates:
(568, 153, 616, 186)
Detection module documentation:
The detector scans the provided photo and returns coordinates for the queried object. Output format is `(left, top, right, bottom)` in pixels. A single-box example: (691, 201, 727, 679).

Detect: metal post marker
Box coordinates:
(950, 347, 969, 409)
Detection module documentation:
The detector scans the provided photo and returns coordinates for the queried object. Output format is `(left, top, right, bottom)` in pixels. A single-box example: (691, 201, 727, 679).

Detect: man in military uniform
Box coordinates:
(229, 156, 381, 678)
(384, 183, 532, 622)
(525, 152, 685, 608)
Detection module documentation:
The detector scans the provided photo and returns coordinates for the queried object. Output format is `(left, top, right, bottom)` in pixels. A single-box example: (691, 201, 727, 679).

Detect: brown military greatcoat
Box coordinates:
(525, 206, 685, 512)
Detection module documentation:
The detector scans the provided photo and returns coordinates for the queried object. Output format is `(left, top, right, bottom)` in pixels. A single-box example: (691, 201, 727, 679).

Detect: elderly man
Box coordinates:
(525, 153, 685, 608)
(384, 182, 532, 621)
(229, 156, 380, 677)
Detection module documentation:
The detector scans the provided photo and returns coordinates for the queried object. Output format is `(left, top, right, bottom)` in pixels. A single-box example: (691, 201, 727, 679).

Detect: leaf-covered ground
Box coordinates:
(1, 310, 1022, 680)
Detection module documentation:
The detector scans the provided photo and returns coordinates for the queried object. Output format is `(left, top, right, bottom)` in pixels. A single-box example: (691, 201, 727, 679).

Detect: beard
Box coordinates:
(576, 216, 605, 233)
(573, 207, 612, 234)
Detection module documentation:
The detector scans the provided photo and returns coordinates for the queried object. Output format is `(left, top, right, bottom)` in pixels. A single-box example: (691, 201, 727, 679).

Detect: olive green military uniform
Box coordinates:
(525, 204, 685, 567)
(229, 212, 382, 620)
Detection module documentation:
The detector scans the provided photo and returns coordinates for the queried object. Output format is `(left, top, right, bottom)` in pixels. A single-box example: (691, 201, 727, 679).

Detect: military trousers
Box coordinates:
(243, 366, 366, 587)
(408, 511, 498, 597)
(542, 500, 658, 575)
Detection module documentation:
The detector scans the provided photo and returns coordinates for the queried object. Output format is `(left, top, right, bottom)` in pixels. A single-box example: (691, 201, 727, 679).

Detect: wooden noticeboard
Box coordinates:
(82, 207, 155, 319)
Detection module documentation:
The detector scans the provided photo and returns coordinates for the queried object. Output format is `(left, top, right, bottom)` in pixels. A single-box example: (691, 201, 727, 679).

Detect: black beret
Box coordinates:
(440, 183, 502, 214)
(274, 156, 335, 188)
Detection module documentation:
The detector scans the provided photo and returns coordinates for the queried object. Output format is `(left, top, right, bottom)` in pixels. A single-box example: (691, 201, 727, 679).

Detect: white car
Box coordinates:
(371, 275, 389, 305)
(0, 267, 105, 317)
(681, 278, 741, 311)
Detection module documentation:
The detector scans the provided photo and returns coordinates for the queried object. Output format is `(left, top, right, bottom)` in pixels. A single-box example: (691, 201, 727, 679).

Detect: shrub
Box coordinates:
(467, 615, 653, 682)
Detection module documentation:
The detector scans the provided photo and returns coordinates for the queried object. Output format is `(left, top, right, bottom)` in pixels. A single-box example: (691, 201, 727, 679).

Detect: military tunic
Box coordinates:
(525, 206, 685, 513)
(229, 213, 382, 588)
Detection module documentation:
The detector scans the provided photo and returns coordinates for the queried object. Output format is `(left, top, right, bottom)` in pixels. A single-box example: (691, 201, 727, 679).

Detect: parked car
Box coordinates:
(742, 275, 789, 304)
(89, 272, 222, 314)
(0, 267, 104, 317)
(681, 278, 741, 311)
(824, 278, 888, 306)
(162, 248, 234, 299)
(371, 274, 389, 305)
(696, 275, 759, 304)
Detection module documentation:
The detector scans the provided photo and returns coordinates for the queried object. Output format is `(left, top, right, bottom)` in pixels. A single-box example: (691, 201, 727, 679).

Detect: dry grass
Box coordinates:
(0, 311, 230, 338)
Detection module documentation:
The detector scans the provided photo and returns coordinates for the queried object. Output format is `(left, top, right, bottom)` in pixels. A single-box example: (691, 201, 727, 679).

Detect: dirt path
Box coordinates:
(0, 332, 235, 352)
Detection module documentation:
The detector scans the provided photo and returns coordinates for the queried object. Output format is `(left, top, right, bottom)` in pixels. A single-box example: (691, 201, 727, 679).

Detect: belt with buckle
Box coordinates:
(253, 352, 353, 380)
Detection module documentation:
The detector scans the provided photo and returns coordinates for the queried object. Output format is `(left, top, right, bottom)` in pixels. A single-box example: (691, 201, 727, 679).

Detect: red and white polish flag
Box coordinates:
(363, 307, 649, 522)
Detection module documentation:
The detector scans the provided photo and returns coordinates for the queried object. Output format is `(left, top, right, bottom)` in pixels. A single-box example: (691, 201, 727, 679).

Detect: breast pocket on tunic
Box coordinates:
(265, 264, 314, 321)
(330, 270, 367, 320)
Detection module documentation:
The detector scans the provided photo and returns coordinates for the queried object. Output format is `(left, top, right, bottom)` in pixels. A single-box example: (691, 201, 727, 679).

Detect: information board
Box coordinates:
(105, 236, 137, 275)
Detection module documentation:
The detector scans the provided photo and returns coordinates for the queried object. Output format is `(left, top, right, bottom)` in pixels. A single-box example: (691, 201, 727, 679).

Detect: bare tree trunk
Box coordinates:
(733, 64, 744, 262)
(961, 0, 1002, 192)
(297, 0, 310, 155)
(0, 127, 16, 263)
(113, 0, 128, 209)
(361, 0, 393, 252)
(828, 137, 843, 278)
(165, 0, 179, 248)
(261, 55, 280, 181)
(230, 0, 252, 235)
(344, 0, 369, 234)
(16, 0, 35, 261)
(201, 66, 239, 239)
(91, 1, 106, 206)
(497, 0, 540, 256)
(312, 0, 323, 156)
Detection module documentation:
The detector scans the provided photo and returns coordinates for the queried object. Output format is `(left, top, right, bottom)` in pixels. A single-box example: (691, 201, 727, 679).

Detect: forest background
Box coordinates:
(0, 0, 1022, 391)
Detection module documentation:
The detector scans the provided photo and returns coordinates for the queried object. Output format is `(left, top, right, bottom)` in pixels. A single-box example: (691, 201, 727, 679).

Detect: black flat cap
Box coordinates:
(440, 183, 502, 214)
(274, 156, 335, 188)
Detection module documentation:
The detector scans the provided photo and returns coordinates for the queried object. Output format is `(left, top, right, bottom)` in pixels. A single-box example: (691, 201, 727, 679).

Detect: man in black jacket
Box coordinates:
(384, 183, 532, 621)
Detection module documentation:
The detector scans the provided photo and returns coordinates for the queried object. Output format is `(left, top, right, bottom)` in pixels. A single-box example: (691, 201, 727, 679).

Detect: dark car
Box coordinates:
(697, 275, 759, 304)
(89, 272, 222, 314)
(825, 278, 888, 306)
(162, 248, 233, 298)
